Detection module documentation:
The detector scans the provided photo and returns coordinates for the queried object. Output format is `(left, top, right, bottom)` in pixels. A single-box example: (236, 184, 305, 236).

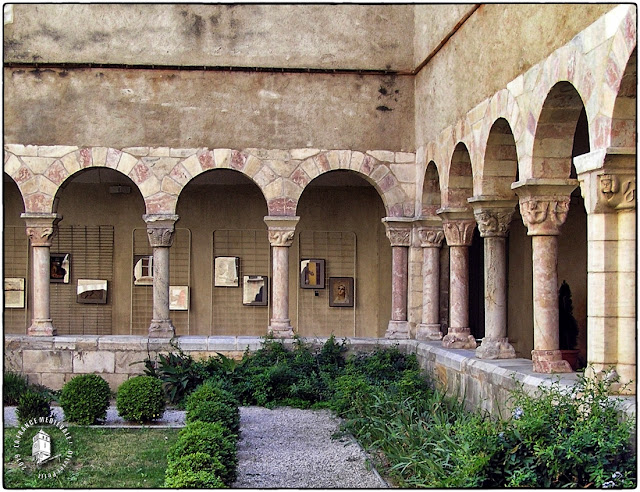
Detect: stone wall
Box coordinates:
(6, 335, 635, 420)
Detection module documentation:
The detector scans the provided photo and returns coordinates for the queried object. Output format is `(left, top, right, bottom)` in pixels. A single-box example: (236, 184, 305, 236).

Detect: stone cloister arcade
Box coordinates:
(3, 6, 636, 395)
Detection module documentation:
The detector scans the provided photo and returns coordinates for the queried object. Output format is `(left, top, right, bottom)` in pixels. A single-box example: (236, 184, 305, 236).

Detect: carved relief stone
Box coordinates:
(385, 226, 411, 247)
(473, 209, 515, 238)
(143, 214, 179, 247)
(268, 229, 296, 247)
(599, 174, 636, 211)
(417, 227, 444, 248)
(441, 219, 475, 246)
(21, 213, 62, 247)
(518, 198, 570, 236)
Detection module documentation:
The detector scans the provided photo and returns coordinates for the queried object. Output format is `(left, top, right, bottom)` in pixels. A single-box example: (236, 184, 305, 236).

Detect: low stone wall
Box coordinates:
(5, 335, 635, 420)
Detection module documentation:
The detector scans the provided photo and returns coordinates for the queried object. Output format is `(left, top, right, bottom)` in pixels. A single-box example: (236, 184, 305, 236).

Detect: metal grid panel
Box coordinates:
(131, 228, 191, 335)
(3, 226, 29, 333)
(212, 229, 270, 336)
(297, 231, 356, 337)
(50, 226, 114, 335)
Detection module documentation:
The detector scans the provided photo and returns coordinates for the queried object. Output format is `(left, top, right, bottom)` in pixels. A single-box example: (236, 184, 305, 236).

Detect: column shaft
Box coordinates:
(391, 246, 408, 321)
(31, 245, 53, 332)
(270, 245, 291, 328)
(152, 246, 171, 322)
(484, 236, 507, 337)
(422, 247, 440, 325)
(449, 245, 469, 330)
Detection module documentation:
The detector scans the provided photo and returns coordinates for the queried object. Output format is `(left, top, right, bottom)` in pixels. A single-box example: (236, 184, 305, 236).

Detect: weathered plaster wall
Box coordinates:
(4, 67, 414, 151)
(415, 3, 619, 147)
(4, 4, 414, 71)
(413, 4, 476, 67)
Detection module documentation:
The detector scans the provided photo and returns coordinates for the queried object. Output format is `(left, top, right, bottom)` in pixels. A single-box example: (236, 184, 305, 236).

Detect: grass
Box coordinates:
(3, 426, 180, 488)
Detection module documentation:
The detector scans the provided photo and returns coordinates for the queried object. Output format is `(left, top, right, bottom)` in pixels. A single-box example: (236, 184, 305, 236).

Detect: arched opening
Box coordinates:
(295, 170, 390, 337)
(4, 173, 29, 333)
(52, 168, 145, 335)
(533, 82, 589, 369)
(176, 169, 269, 336)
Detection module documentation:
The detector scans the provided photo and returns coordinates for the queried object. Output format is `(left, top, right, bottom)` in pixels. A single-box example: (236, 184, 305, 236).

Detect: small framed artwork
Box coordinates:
(243, 275, 268, 306)
(169, 286, 189, 311)
(77, 279, 108, 304)
(4, 278, 25, 309)
(50, 253, 71, 284)
(133, 255, 154, 285)
(215, 256, 240, 287)
(300, 259, 325, 289)
(329, 277, 354, 307)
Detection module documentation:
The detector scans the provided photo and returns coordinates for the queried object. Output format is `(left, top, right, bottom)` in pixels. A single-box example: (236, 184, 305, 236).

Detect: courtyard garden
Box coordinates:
(3, 335, 637, 488)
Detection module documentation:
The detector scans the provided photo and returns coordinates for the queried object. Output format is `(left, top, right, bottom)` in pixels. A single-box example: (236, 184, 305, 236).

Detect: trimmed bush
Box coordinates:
(185, 381, 239, 433)
(168, 421, 237, 485)
(164, 452, 226, 488)
(16, 391, 51, 425)
(116, 376, 166, 423)
(4, 372, 29, 406)
(59, 374, 110, 425)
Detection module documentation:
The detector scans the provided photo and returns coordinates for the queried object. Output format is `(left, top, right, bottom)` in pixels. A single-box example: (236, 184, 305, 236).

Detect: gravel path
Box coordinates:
(5, 405, 387, 488)
(233, 406, 387, 488)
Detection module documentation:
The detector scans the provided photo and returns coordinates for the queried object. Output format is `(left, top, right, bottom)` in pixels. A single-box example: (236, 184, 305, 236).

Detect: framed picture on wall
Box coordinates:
(76, 279, 108, 304)
(214, 256, 240, 287)
(329, 277, 354, 307)
(300, 259, 325, 289)
(169, 286, 189, 311)
(133, 255, 154, 285)
(243, 275, 268, 306)
(50, 253, 71, 284)
(4, 278, 25, 308)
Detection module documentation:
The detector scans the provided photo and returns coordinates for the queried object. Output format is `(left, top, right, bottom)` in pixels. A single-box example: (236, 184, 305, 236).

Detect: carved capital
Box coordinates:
(382, 218, 412, 247)
(21, 213, 62, 247)
(599, 174, 635, 211)
(474, 208, 515, 237)
(518, 198, 570, 236)
(264, 216, 300, 247)
(143, 214, 179, 248)
(441, 220, 475, 246)
(417, 227, 444, 248)
(268, 229, 296, 247)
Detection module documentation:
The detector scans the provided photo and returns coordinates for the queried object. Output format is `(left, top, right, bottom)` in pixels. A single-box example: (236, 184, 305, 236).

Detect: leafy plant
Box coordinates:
(16, 391, 51, 425)
(142, 350, 207, 406)
(185, 380, 240, 433)
(4, 372, 29, 406)
(164, 452, 226, 488)
(168, 421, 238, 485)
(116, 375, 166, 423)
(59, 374, 110, 424)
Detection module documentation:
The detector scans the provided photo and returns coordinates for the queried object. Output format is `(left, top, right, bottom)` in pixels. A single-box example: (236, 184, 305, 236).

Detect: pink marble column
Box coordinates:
(470, 199, 517, 359)
(513, 180, 577, 373)
(416, 225, 445, 340)
(264, 216, 300, 338)
(438, 209, 477, 349)
(383, 218, 412, 339)
(21, 213, 62, 336)
(144, 214, 179, 338)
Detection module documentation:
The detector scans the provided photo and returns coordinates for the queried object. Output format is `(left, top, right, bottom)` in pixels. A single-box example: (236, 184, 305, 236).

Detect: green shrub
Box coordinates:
(59, 374, 110, 424)
(141, 350, 207, 406)
(116, 376, 166, 423)
(4, 372, 29, 406)
(185, 381, 239, 433)
(16, 391, 51, 425)
(164, 452, 226, 488)
(168, 421, 237, 485)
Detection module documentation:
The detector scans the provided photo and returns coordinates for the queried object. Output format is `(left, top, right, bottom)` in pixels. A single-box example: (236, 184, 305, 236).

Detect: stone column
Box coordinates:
(438, 208, 477, 349)
(264, 216, 300, 338)
(382, 218, 413, 339)
(512, 179, 578, 373)
(21, 213, 62, 336)
(416, 223, 445, 340)
(144, 214, 179, 338)
(469, 198, 517, 359)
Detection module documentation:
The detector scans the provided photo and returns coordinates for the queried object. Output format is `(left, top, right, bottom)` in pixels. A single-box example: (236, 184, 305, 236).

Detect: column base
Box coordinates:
(531, 350, 572, 373)
(442, 328, 477, 349)
(385, 320, 410, 339)
(268, 320, 294, 338)
(476, 337, 516, 359)
(27, 319, 56, 336)
(416, 323, 443, 341)
(148, 319, 175, 338)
